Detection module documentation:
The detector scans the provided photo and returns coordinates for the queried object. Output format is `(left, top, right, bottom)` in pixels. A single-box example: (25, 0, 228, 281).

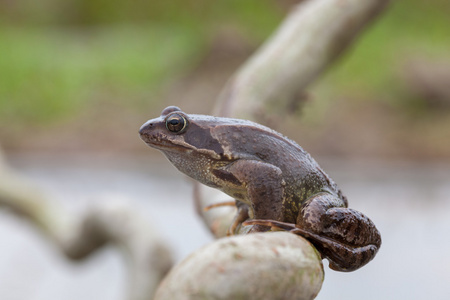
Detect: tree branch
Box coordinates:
(213, 0, 390, 120)
(0, 151, 172, 300)
(154, 232, 324, 300)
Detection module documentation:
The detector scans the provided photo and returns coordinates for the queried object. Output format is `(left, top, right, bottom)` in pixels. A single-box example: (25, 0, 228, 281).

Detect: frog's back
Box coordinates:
(196, 116, 343, 202)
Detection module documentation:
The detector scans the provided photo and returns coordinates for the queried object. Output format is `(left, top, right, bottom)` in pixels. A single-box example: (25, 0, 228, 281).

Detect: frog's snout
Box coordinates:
(140, 117, 168, 147)
(139, 121, 153, 135)
(139, 120, 156, 145)
(140, 117, 161, 136)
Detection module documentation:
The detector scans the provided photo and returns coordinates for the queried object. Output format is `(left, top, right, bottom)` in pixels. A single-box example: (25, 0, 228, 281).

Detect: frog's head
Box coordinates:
(139, 106, 224, 160)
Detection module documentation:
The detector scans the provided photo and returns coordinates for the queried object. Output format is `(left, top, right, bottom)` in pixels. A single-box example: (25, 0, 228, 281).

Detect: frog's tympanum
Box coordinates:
(139, 106, 381, 272)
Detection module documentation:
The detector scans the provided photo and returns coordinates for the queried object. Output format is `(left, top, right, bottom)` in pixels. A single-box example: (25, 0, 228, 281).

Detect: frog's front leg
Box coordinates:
(246, 193, 381, 272)
(226, 201, 249, 236)
(223, 159, 285, 233)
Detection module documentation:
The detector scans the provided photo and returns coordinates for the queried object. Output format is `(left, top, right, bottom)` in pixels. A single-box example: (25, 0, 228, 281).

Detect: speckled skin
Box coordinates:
(139, 106, 381, 272)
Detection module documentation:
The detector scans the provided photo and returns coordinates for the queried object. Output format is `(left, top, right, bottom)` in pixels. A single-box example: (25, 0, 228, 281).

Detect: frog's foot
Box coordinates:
(203, 201, 236, 212)
(242, 219, 294, 234)
(243, 219, 297, 231)
(244, 219, 326, 240)
(245, 218, 380, 272)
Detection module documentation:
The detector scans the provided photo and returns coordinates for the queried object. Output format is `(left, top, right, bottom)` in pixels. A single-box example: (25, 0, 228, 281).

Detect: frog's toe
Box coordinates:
(203, 201, 236, 212)
(243, 219, 297, 232)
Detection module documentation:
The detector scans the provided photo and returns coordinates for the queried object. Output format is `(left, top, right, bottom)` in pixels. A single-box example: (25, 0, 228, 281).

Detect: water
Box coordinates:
(1, 154, 449, 300)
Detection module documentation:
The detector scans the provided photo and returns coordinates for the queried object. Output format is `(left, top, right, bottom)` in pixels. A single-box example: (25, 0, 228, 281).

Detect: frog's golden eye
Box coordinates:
(165, 113, 188, 133)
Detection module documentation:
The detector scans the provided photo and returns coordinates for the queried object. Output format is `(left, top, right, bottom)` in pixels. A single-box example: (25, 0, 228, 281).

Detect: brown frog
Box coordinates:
(139, 106, 381, 272)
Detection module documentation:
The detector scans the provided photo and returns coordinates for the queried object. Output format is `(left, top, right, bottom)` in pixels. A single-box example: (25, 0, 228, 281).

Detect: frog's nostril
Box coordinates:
(139, 122, 151, 135)
(139, 118, 159, 136)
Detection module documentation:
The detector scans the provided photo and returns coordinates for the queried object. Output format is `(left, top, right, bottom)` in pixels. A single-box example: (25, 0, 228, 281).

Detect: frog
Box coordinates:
(139, 106, 381, 272)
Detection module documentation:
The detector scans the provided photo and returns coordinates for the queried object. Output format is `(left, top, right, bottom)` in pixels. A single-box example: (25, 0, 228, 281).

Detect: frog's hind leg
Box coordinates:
(245, 193, 381, 272)
(297, 192, 381, 271)
(245, 218, 379, 272)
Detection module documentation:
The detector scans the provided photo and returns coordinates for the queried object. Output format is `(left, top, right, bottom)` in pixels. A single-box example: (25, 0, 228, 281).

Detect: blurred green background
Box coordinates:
(1, 0, 449, 159)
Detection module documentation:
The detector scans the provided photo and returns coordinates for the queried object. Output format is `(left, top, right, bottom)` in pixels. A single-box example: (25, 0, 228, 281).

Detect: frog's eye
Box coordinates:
(165, 113, 188, 133)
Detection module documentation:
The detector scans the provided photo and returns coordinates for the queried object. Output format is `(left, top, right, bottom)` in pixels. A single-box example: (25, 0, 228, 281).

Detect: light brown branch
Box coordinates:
(0, 152, 172, 300)
(155, 232, 324, 300)
(213, 0, 390, 120)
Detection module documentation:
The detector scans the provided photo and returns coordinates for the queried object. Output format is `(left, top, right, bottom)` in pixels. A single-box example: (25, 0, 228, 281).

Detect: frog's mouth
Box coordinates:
(140, 132, 193, 151)
(140, 133, 192, 151)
